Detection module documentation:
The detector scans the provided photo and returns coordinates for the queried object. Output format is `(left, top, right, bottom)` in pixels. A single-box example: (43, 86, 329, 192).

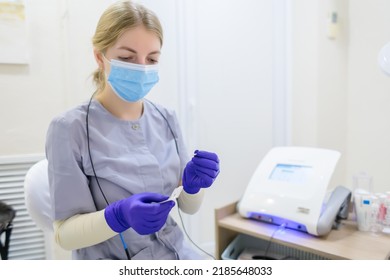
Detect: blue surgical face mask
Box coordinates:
(104, 56, 159, 102)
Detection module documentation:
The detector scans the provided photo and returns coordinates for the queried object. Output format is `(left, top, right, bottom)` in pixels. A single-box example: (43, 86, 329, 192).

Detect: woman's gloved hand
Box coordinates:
(182, 150, 220, 194)
(104, 192, 175, 235)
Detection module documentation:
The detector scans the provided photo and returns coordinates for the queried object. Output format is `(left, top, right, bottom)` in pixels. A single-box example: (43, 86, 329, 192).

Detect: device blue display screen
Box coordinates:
(269, 164, 312, 184)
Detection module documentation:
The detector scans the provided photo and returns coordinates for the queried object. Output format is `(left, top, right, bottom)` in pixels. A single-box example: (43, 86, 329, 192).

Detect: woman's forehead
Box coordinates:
(113, 26, 161, 52)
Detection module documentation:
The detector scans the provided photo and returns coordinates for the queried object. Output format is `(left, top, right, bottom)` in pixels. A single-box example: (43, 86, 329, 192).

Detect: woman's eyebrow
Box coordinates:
(117, 46, 161, 55)
(148, 50, 161, 55)
(117, 46, 137, 53)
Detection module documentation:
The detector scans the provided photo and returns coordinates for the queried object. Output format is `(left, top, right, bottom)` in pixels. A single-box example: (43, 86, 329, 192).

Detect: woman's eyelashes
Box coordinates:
(147, 58, 159, 64)
(117, 56, 159, 64)
(118, 56, 135, 62)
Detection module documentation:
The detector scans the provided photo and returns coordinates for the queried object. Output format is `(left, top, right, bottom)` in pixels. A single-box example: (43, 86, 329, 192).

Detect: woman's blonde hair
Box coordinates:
(92, 1, 163, 92)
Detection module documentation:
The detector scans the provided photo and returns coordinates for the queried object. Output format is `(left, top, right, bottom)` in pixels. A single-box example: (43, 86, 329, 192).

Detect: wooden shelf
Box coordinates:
(215, 202, 390, 260)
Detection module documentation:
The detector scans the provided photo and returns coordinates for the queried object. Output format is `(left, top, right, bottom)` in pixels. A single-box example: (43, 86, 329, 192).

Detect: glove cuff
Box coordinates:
(183, 185, 201, 194)
(104, 204, 128, 233)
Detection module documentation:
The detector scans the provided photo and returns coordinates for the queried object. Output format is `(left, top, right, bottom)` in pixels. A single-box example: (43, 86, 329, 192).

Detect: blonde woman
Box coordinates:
(46, 0, 219, 260)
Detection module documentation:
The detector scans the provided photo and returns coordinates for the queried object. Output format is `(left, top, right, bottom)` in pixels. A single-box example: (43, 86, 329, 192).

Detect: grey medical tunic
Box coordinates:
(45, 99, 200, 260)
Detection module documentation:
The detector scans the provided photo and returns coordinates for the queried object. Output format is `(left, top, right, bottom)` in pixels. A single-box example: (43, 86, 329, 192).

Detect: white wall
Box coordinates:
(346, 0, 390, 193)
(290, 0, 349, 189)
(291, 0, 390, 194)
(1, 0, 67, 155)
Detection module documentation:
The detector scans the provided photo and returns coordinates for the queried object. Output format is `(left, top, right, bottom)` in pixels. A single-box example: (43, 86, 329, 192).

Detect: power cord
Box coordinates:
(263, 223, 286, 259)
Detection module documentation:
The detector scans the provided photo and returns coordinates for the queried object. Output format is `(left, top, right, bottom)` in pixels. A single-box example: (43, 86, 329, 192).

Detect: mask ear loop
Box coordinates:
(101, 54, 110, 65)
(100, 54, 111, 79)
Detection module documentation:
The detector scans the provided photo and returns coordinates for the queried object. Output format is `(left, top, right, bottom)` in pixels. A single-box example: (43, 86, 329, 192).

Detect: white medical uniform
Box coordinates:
(45, 99, 201, 259)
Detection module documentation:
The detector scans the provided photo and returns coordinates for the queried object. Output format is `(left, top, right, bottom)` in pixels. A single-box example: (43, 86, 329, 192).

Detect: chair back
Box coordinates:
(24, 159, 53, 231)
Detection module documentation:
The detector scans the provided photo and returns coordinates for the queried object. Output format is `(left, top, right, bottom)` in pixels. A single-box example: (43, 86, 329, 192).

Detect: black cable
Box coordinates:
(86, 97, 207, 261)
(86, 96, 110, 205)
(86, 95, 131, 260)
(143, 99, 179, 155)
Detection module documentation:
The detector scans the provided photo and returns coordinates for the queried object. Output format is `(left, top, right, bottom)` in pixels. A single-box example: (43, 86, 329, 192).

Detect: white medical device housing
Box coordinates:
(238, 146, 351, 236)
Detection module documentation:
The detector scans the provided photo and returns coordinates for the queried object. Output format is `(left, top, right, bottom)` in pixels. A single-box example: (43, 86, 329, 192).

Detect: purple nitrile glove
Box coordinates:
(182, 150, 220, 194)
(104, 192, 175, 235)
